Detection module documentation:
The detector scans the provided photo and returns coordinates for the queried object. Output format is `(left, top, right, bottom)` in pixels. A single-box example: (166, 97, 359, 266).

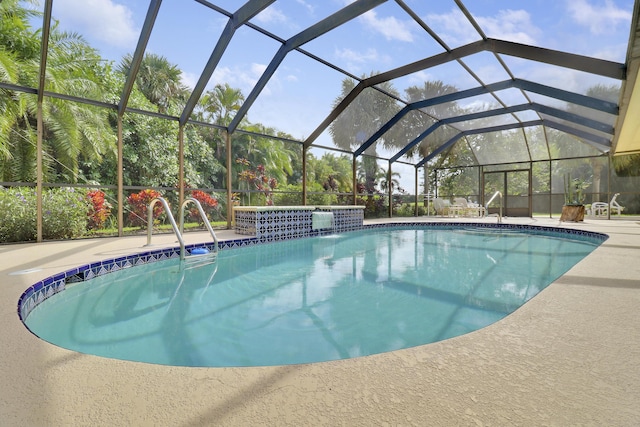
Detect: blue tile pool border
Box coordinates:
(17, 222, 608, 323)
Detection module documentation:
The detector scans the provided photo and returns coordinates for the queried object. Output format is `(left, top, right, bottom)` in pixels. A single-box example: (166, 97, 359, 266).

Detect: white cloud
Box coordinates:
(210, 63, 271, 95)
(426, 9, 479, 45)
(523, 65, 606, 98)
(335, 47, 380, 63)
(406, 70, 435, 86)
(334, 47, 392, 74)
(427, 8, 540, 46)
(251, 63, 268, 76)
(294, 0, 316, 15)
(590, 42, 630, 61)
(476, 9, 540, 45)
(253, 5, 288, 25)
(360, 10, 414, 42)
(52, 0, 138, 49)
(566, 0, 631, 34)
(180, 72, 196, 90)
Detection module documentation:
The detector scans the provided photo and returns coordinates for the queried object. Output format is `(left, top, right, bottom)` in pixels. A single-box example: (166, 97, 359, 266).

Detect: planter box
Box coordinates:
(560, 205, 585, 222)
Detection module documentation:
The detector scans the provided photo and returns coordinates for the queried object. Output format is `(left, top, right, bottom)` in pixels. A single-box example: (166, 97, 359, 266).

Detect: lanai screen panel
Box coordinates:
(525, 126, 551, 162)
(500, 55, 623, 101)
(381, 110, 438, 161)
(415, 124, 461, 162)
(240, 49, 348, 140)
(415, 1, 484, 49)
(459, 51, 513, 85)
(546, 129, 605, 159)
(513, 109, 542, 124)
(469, 129, 530, 165)
(489, 88, 532, 109)
(301, 1, 447, 79)
(248, 1, 346, 40)
(386, 61, 480, 108)
(46, 0, 138, 103)
(330, 86, 403, 155)
(539, 113, 613, 144)
(455, 114, 520, 132)
(130, 0, 226, 113)
(462, 0, 632, 61)
(527, 92, 619, 129)
(210, 25, 283, 128)
(427, 93, 498, 120)
(441, 137, 478, 168)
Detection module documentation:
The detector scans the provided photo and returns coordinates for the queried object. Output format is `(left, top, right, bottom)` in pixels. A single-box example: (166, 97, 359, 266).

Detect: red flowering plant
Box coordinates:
(86, 189, 112, 230)
(126, 189, 163, 227)
(236, 158, 278, 206)
(187, 189, 218, 225)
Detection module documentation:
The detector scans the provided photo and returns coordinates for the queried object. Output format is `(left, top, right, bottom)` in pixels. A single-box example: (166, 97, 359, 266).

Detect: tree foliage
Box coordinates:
(0, 0, 114, 183)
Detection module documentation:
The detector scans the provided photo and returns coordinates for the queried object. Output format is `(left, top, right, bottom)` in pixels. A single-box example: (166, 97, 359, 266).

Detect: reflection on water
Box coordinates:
(25, 228, 599, 367)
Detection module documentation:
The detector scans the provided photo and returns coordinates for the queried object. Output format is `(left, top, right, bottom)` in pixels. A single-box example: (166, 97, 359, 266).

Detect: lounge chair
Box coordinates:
(432, 198, 451, 217)
(591, 193, 624, 218)
(453, 197, 486, 217)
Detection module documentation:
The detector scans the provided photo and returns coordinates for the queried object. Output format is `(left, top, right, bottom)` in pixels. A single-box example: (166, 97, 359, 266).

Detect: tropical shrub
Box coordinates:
(0, 187, 37, 242)
(0, 187, 91, 242)
(42, 188, 91, 239)
(273, 183, 334, 206)
(86, 189, 112, 230)
(187, 189, 218, 224)
(236, 158, 278, 205)
(126, 189, 162, 227)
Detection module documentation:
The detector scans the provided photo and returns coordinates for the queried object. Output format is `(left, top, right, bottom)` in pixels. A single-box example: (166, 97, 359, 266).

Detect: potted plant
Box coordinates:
(560, 174, 590, 222)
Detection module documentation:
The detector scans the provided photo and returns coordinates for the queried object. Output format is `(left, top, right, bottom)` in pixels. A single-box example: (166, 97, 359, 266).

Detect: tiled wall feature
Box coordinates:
(235, 206, 366, 239)
(234, 209, 257, 235)
(234, 207, 316, 241)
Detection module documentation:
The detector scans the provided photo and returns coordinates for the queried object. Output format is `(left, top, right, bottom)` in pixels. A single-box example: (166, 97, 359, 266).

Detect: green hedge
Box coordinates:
(0, 187, 91, 243)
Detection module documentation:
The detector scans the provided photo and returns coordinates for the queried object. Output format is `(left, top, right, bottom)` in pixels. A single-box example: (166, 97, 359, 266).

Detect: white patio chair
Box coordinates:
(453, 197, 485, 217)
(591, 193, 624, 218)
(432, 198, 451, 217)
(609, 193, 625, 216)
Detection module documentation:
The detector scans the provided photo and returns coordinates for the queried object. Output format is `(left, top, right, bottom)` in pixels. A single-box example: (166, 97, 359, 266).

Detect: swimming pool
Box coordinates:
(20, 224, 605, 367)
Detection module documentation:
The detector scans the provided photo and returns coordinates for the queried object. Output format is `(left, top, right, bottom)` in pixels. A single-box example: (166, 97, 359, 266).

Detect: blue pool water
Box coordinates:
(24, 226, 601, 367)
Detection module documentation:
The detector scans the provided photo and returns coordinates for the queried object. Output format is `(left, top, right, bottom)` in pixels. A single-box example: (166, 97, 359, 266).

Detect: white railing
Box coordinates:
(485, 191, 503, 223)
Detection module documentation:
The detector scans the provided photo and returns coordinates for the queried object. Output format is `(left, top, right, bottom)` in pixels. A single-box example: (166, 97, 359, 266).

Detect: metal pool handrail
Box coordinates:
(485, 191, 503, 223)
(179, 197, 218, 255)
(145, 197, 219, 260)
(146, 197, 185, 258)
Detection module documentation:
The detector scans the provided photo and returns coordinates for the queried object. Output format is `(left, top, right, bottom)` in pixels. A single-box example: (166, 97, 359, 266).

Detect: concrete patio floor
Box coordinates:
(1, 216, 639, 426)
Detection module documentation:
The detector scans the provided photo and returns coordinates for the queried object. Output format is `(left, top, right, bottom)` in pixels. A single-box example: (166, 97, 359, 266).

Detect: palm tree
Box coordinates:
(119, 53, 188, 114)
(199, 83, 244, 127)
(234, 123, 294, 185)
(329, 74, 401, 192)
(0, 0, 39, 165)
(401, 81, 470, 195)
(0, 1, 113, 183)
(192, 83, 247, 187)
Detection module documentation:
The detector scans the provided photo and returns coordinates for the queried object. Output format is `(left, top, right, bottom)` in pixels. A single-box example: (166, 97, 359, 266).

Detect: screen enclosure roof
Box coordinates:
(15, 0, 640, 168)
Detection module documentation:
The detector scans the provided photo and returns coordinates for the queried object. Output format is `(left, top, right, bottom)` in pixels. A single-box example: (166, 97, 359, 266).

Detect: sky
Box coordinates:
(29, 0, 636, 190)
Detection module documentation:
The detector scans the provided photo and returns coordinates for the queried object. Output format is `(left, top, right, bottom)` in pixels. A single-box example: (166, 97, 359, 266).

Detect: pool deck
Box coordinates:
(1, 216, 639, 426)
